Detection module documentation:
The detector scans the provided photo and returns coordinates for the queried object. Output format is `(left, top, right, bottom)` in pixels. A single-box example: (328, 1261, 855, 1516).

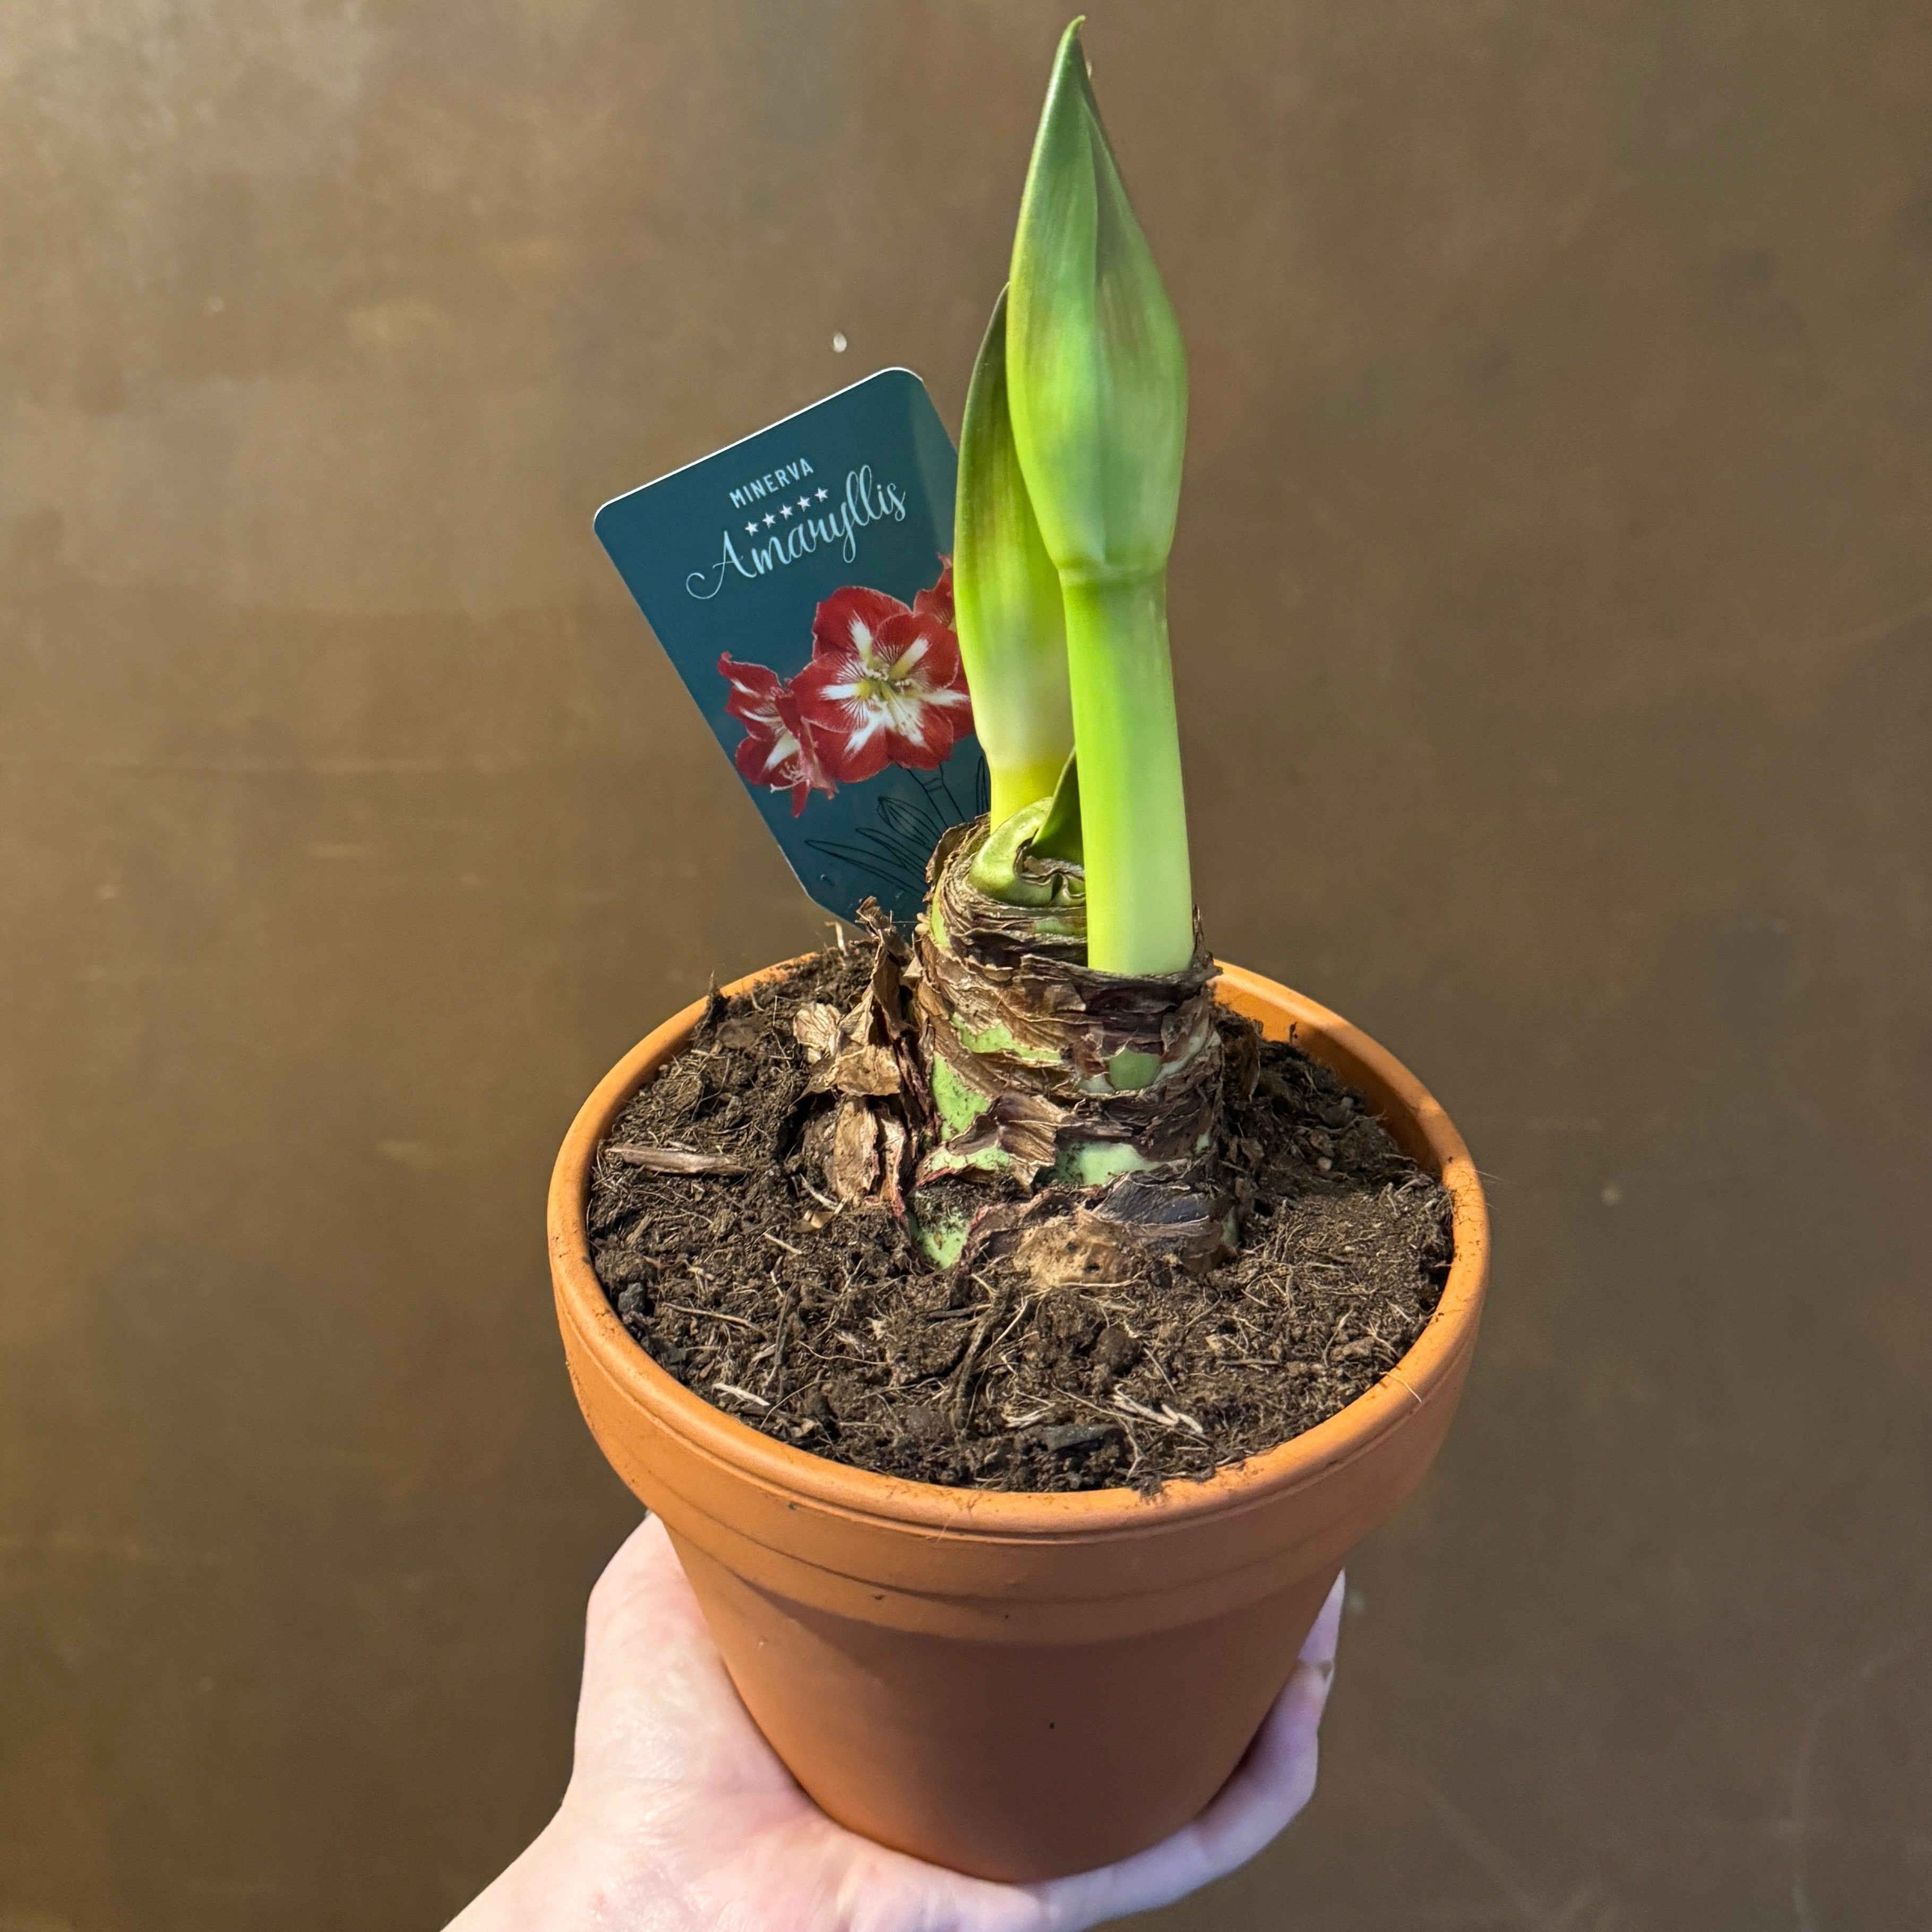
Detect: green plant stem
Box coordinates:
(989, 755, 1068, 833)
(1060, 571, 1194, 975)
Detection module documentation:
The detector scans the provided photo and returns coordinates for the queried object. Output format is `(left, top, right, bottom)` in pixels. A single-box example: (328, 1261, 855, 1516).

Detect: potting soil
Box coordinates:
(586, 939, 1452, 1493)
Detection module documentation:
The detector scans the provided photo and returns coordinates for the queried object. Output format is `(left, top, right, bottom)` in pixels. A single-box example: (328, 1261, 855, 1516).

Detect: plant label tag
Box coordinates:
(594, 368, 985, 926)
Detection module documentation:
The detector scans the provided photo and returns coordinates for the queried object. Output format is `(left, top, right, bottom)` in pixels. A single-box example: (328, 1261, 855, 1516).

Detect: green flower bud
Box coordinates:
(1002, 18, 1196, 976)
(1006, 17, 1188, 580)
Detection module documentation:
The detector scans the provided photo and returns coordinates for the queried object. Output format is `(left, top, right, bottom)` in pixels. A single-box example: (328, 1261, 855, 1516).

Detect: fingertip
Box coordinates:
(594, 1507, 657, 1573)
(585, 1514, 677, 1632)
(1300, 1570, 1346, 1672)
(616, 1508, 672, 1571)
(1276, 1653, 1336, 1748)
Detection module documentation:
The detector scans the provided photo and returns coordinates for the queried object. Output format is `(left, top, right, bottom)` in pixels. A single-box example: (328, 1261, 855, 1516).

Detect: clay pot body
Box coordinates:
(549, 963, 1488, 1882)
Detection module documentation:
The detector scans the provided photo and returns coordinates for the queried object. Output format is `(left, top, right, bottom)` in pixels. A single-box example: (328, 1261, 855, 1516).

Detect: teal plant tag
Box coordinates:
(595, 369, 985, 925)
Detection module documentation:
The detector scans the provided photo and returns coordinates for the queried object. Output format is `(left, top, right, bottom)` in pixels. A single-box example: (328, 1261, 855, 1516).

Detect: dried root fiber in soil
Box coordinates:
(587, 935, 1452, 1494)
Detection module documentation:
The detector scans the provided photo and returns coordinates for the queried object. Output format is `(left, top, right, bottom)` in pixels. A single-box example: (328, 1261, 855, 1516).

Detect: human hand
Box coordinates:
(449, 1515, 1342, 1932)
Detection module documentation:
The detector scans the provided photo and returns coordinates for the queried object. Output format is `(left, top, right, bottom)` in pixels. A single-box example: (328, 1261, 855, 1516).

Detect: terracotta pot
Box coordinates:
(548, 961, 1488, 1882)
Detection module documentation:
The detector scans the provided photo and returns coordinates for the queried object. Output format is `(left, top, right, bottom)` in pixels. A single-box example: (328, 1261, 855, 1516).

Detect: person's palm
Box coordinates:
(452, 1516, 1342, 1932)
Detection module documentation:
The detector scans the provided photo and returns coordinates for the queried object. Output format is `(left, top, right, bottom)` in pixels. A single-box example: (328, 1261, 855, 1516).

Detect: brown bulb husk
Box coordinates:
(879, 819, 1231, 1281)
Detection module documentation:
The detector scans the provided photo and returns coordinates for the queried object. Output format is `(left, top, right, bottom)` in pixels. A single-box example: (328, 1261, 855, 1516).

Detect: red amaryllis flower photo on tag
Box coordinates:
(912, 557, 954, 631)
(717, 654, 837, 816)
(791, 571, 974, 783)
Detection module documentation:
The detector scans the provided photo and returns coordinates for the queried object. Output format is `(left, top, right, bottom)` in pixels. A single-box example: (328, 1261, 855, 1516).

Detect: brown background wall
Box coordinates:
(3, 2, 1929, 1927)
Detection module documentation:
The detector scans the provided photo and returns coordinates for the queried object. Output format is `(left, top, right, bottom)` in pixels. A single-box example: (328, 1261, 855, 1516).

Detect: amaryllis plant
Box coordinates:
(717, 559, 972, 815)
(778, 17, 1230, 1278)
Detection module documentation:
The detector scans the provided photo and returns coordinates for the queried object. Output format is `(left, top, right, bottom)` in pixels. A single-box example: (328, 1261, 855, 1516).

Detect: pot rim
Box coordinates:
(548, 957, 1489, 1543)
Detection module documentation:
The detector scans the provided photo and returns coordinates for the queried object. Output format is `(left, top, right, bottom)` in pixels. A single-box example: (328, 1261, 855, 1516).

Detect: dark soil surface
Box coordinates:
(586, 940, 1453, 1494)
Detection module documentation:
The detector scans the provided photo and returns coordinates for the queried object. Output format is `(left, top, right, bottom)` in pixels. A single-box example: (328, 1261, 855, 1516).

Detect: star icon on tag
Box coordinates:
(778, 503, 794, 518)
(796, 496, 812, 512)
(815, 487, 829, 501)
(744, 522, 759, 536)
(763, 513, 776, 527)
